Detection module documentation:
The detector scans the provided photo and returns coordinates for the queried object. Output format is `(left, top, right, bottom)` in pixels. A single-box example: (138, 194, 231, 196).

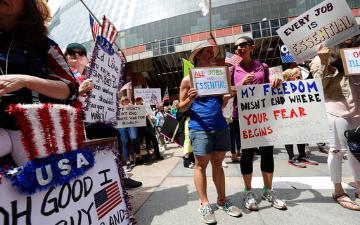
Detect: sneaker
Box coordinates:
(188, 162, 195, 169)
(317, 143, 329, 154)
(183, 157, 194, 168)
(299, 157, 319, 165)
(288, 159, 306, 168)
(124, 177, 142, 189)
(231, 154, 240, 162)
(217, 199, 242, 217)
(244, 191, 259, 211)
(222, 161, 228, 168)
(262, 190, 287, 210)
(199, 204, 217, 224)
(125, 162, 133, 172)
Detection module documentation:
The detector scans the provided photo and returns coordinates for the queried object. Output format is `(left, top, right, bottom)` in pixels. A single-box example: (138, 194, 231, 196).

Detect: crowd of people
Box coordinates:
(0, 1, 359, 224)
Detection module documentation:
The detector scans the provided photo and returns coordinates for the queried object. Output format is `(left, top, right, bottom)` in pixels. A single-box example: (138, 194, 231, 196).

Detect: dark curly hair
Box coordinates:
(13, 0, 51, 47)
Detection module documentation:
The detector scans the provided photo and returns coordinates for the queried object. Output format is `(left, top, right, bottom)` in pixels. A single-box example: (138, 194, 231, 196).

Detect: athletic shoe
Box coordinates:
(125, 162, 133, 172)
(124, 177, 142, 189)
(262, 190, 287, 210)
(317, 143, 329, 154)
(217, 200, 242, 217)
(299, 157, 319, 165)
(288, 159, 306, 168)
(199, 204, 217, 224)
(222, 161, 228, 168)
(244, 191, 259, 211)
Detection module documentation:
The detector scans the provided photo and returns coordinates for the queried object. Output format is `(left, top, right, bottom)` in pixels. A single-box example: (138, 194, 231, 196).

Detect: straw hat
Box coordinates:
(188, 42, 219, 64)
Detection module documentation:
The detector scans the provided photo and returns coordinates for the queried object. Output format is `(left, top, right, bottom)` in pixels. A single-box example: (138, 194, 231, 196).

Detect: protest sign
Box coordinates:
(117, 105, 146, 128)
(340, 47, 360, 75)
(134, 88, 161, 106)
(277, 0, 359, 63)
(269, 66, 284, 80)
(237, 79, 329, 148)
(85, 41, 123, 124)
(0, 150, 133, 225)
(189, 67, 231, 96)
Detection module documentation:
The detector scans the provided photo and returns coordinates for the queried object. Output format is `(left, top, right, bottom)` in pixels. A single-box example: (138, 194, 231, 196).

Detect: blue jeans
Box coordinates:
(189, 128, 230, 156)
(118, 127, 140, 162)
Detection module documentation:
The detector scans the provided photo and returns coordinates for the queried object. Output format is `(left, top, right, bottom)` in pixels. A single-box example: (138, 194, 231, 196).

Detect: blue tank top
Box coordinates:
(189, 96, 228, 131)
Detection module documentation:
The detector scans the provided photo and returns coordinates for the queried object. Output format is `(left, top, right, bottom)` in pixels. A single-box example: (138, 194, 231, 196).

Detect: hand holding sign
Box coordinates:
(241, 73, 255, 85)
(188, 88, 198, 101)
(317, 45, 331, 65)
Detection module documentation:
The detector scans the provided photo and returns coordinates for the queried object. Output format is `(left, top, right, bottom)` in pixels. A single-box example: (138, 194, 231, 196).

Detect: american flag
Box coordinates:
(279, 45, 295, 63)
(89, 14, 101, 41)
(225, 52, 242, 66)
(94, 181, 122, 220)
(101, 15, 118, 44)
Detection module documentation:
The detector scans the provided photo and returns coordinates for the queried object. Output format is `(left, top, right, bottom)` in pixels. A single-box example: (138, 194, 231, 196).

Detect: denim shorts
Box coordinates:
(189, 128, 230, 156)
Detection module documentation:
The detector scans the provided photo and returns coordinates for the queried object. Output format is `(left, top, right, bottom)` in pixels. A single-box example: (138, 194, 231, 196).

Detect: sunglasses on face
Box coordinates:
(68, 50, 85, 57)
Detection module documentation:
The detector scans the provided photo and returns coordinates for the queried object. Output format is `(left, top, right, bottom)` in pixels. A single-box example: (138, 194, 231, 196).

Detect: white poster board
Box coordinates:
(117, 105, 146, 128)
(190, 67, 231, 96)
(269, 66, 284, 79)
(85, 42, 123, 123)
(134, 88, 161, 106)
(340, 47, 360, 75)
(237, 79, 329, 148)
(277, 0, 359, 63)
(0, 151, 131, 225)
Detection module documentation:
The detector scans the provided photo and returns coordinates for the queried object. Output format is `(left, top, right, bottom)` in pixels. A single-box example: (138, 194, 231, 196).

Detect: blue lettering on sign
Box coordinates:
(263, 80, 318, 96)
(9, 149, 95, 195)
(195, 81, 226, 90)
(96, 36, 115, 55)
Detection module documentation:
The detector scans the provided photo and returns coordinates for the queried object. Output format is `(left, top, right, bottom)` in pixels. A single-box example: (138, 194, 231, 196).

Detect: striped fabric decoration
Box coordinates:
(7, 104, 85, 160)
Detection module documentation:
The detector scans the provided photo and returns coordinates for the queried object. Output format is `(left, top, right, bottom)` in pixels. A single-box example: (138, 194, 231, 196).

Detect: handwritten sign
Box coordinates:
(134, 88, 161, 106)
(190, 67, 231, 96)
(340, 47, 360, 75)
(277, 0, 359, 63)
(237, 79, 329, 148)
(269, 66, 284, 80)
(85, 41, 123, 123)
(0, 151, 132, 225)
(117, 105, 146, 128)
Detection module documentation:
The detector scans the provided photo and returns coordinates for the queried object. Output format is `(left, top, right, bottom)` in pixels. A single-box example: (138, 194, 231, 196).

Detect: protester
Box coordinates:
(310, 36, 360, 210)
(282, 67, 319, 168)
(171, 99, 179, 117)
(64, 43, 142, 189)
(118, 96, 141, 171)
(230, 36, 287, 211)
(155, 104, 167, 150)
(0, 0, 78, 164)
(179, 42, 242, 224)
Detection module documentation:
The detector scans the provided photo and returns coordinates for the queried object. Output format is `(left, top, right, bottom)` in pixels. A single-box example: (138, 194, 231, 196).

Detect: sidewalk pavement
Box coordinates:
(128, 144, 359, 225)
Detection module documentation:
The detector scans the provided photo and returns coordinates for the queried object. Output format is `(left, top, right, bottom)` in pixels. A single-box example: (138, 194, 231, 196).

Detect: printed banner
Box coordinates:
(134, 88, 161, 106)
(117, 105, 146, 128)
(0, 151, 131, 225)
(340, 47, 360, 75)
(237, 79, 329, 148)
(276, 0, 359, 63)
(190, 67, 231, 96)
(85, 40, 123, 123)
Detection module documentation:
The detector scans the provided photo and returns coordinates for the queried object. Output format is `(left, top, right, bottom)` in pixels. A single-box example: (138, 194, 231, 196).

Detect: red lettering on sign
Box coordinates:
(273, 107, 307, 120)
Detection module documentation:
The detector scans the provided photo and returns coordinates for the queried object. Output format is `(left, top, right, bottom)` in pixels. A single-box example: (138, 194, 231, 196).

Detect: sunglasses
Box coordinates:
(68, 50, 86, 57)
(234, 42, 250, 49)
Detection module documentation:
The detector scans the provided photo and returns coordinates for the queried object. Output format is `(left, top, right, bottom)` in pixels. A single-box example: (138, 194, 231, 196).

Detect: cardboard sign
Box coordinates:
(277, 0, 359, 63)
(134, 88, 161, 106)
(117, 105, 146, 128)
(269, 66, 284, 80)
(340, 47, 360, 75)
(0, 151, 131, 225)
(189, 67, 231, 96)
(85, 42, 123, 123)
(237, 79, 329, 148)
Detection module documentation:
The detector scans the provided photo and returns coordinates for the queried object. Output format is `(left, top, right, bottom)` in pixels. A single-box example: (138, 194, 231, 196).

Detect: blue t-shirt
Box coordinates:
(189, 96, 227, 131)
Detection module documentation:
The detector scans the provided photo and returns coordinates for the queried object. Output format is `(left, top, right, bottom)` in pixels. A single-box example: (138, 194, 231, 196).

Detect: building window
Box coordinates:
(261, 21, 269, 29)
(160, 40, 167, 48)
(242, 24, 251, 32)
(262, 29, 271, 37)
(251, 22, 260, 31)
(270, 19, 279, 28)
(153, 48, 160, 56)
(167, 38, 174, 46)
(280, 18, 288, 26)
(145, 43, 152, 51)
(153, 41, 160, 49)
(174, 37, 182, 45)
(271, 28, 279, 36)
(252, 30, 261, 39)
(160, 47, 167, 55)
(168, 45, 175, 53)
